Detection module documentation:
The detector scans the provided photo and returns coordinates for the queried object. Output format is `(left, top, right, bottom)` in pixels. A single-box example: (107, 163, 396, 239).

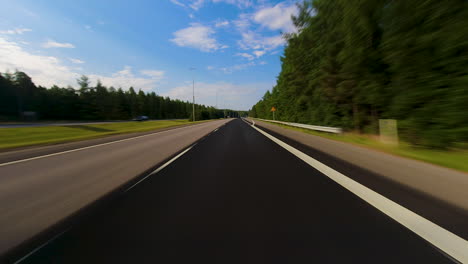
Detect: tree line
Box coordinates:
(250, 0, 468, 148)
(0, 71, 242, 121)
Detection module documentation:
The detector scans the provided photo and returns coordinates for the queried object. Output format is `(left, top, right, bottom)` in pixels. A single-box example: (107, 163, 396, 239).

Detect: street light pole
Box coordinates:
(189, 68, 196, 122)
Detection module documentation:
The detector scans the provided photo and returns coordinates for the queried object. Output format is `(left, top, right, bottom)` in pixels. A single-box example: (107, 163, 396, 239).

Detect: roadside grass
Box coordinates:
(0, 119, 209, 150)
(258, 120, 468, 173)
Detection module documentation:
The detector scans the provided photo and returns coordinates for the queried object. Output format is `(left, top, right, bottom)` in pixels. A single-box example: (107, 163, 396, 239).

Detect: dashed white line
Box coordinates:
(249, 123, 468, 263)
(124, 144, 195, 192)
(14, 229, 70, 264)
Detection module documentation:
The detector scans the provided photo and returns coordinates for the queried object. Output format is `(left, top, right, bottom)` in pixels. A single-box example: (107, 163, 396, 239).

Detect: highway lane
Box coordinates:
(17, 119, 454, 263)
(0, 119, 231, 259)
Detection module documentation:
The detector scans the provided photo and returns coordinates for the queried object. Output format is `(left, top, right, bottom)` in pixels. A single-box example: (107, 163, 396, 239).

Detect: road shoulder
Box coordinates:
(250, 119, 468, 239)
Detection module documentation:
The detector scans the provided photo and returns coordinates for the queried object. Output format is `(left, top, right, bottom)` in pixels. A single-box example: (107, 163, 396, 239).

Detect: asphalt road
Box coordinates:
(14, 119, 455, 263)
(0, 119, 231, 259)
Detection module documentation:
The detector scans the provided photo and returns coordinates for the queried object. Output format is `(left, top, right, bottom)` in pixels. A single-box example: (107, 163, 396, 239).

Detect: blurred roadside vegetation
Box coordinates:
(0, 73, 244, 122)
(250, 0, 468, 148)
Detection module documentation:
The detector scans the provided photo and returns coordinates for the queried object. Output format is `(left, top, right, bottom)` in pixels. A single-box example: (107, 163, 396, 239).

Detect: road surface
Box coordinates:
(0, 119, 231, 259)
(6, 119, 463, 263)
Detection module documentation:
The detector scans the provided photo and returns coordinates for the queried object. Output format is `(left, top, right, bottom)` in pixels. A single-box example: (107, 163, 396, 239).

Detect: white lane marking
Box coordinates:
(14, 143, 197, 262)
(124, 144, 195, 192)
(250, 124, 468, 263)
(0, 122, 219, 168)
(14, 229, 69, 264)
(241, 117, 254, 127)
(213, 128, 219, 132)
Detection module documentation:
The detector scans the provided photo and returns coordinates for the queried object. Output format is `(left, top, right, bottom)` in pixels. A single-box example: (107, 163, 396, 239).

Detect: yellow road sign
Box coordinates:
(271, 107, 276, 112)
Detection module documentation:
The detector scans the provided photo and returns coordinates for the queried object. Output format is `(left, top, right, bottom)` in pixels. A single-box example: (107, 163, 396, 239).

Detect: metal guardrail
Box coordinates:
(256, 118, 343, 134)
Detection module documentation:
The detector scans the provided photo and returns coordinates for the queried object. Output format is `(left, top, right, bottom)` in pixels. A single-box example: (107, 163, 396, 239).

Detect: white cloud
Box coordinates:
(162, 80, 268, 110)
(42, 39, 75, 48)
(69, 58, 85, 64)
(206, 65, 214, 70)
(214, 20, 229, 28)
(170, 0, 186, 7)
(236, 52, 254, 60)
(0, 37, 78, 87)
(212, 0, 252, 9)
(0, 28, 32, 35)
(170, 23, 226, 52)
(220, 61, 255, 74)
(253, 3, 297, 32)
(253, 50, 266, 58)
(88, 66, 162, 91)
(172, 0, 253, 11)
(190, 0, 205, 10)
(233, 13, 251, 31)
(0, 38, 162, 91)
(140, 69, 165, 80)
(237, 31, 284, 51)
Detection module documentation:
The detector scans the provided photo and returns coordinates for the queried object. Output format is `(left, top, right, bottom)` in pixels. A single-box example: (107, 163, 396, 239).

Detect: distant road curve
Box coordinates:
(0, 119, 187, 128)
(0, 119, 231, 257)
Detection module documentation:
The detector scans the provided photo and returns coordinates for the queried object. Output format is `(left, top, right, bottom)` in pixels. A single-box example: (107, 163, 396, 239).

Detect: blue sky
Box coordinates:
(0, 0, 298, 110)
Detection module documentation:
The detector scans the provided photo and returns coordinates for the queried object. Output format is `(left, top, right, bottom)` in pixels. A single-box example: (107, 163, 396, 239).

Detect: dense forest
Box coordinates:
(250, 0, 468, 147)
(0, 71, 241, 121)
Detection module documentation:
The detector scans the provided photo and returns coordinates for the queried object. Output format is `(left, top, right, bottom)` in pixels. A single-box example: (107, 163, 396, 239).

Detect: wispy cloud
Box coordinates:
(237, 31, 284, 51)
(253, 50, 266, 58)
(140, 69, 165, 80)
(162, 80, 268, 110)
(171, 0, 186, 7)
(212, 0, 253, 9)
(214, 20, 229, 28)
(253, 3, 297, 32)
(69, 58, 85, 64)
(189, 0, 205, 10)
(220, 61, 256, 73)
(88, 66, 163, 91)
(236, 52, 254, 60)
(42, 39, 75, 48)
(0, 28, 32, 35)
(84, 25, 93, 32)
(170, 0, 253, 11)
(0, 38, 163, 91)
(0, 37, 78, 87)
(170, 23, 227, 52)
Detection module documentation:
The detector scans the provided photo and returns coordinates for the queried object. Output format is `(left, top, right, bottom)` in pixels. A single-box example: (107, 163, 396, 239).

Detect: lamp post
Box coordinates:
(189, 67, 196, 122)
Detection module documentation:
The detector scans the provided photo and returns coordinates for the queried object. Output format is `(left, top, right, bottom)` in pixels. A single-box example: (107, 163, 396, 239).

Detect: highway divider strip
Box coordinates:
(0, 121, 215, 168)
(247, 121, 468, 263)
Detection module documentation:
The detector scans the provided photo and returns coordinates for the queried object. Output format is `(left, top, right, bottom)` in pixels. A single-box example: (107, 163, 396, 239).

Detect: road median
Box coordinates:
(0, 119, 211, 151)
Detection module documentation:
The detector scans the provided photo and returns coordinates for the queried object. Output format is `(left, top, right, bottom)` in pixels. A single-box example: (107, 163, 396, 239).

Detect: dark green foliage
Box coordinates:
(250, 0, 468, 148)
(0, 72, 229, 122)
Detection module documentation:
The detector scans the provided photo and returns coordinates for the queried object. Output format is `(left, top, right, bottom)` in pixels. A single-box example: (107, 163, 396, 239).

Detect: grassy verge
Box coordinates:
(0, 119, 210, 150)
(257, 119, 468, 173)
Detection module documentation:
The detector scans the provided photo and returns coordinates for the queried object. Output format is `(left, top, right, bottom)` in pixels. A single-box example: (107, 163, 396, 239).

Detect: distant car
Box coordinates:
(133, 115, 149, 121)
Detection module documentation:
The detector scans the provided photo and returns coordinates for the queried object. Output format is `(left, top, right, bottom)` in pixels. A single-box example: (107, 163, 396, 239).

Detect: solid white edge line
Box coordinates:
(124, 144, 195, 192)
(0, 122, 214, 168)
(249, 123, 468, 263)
